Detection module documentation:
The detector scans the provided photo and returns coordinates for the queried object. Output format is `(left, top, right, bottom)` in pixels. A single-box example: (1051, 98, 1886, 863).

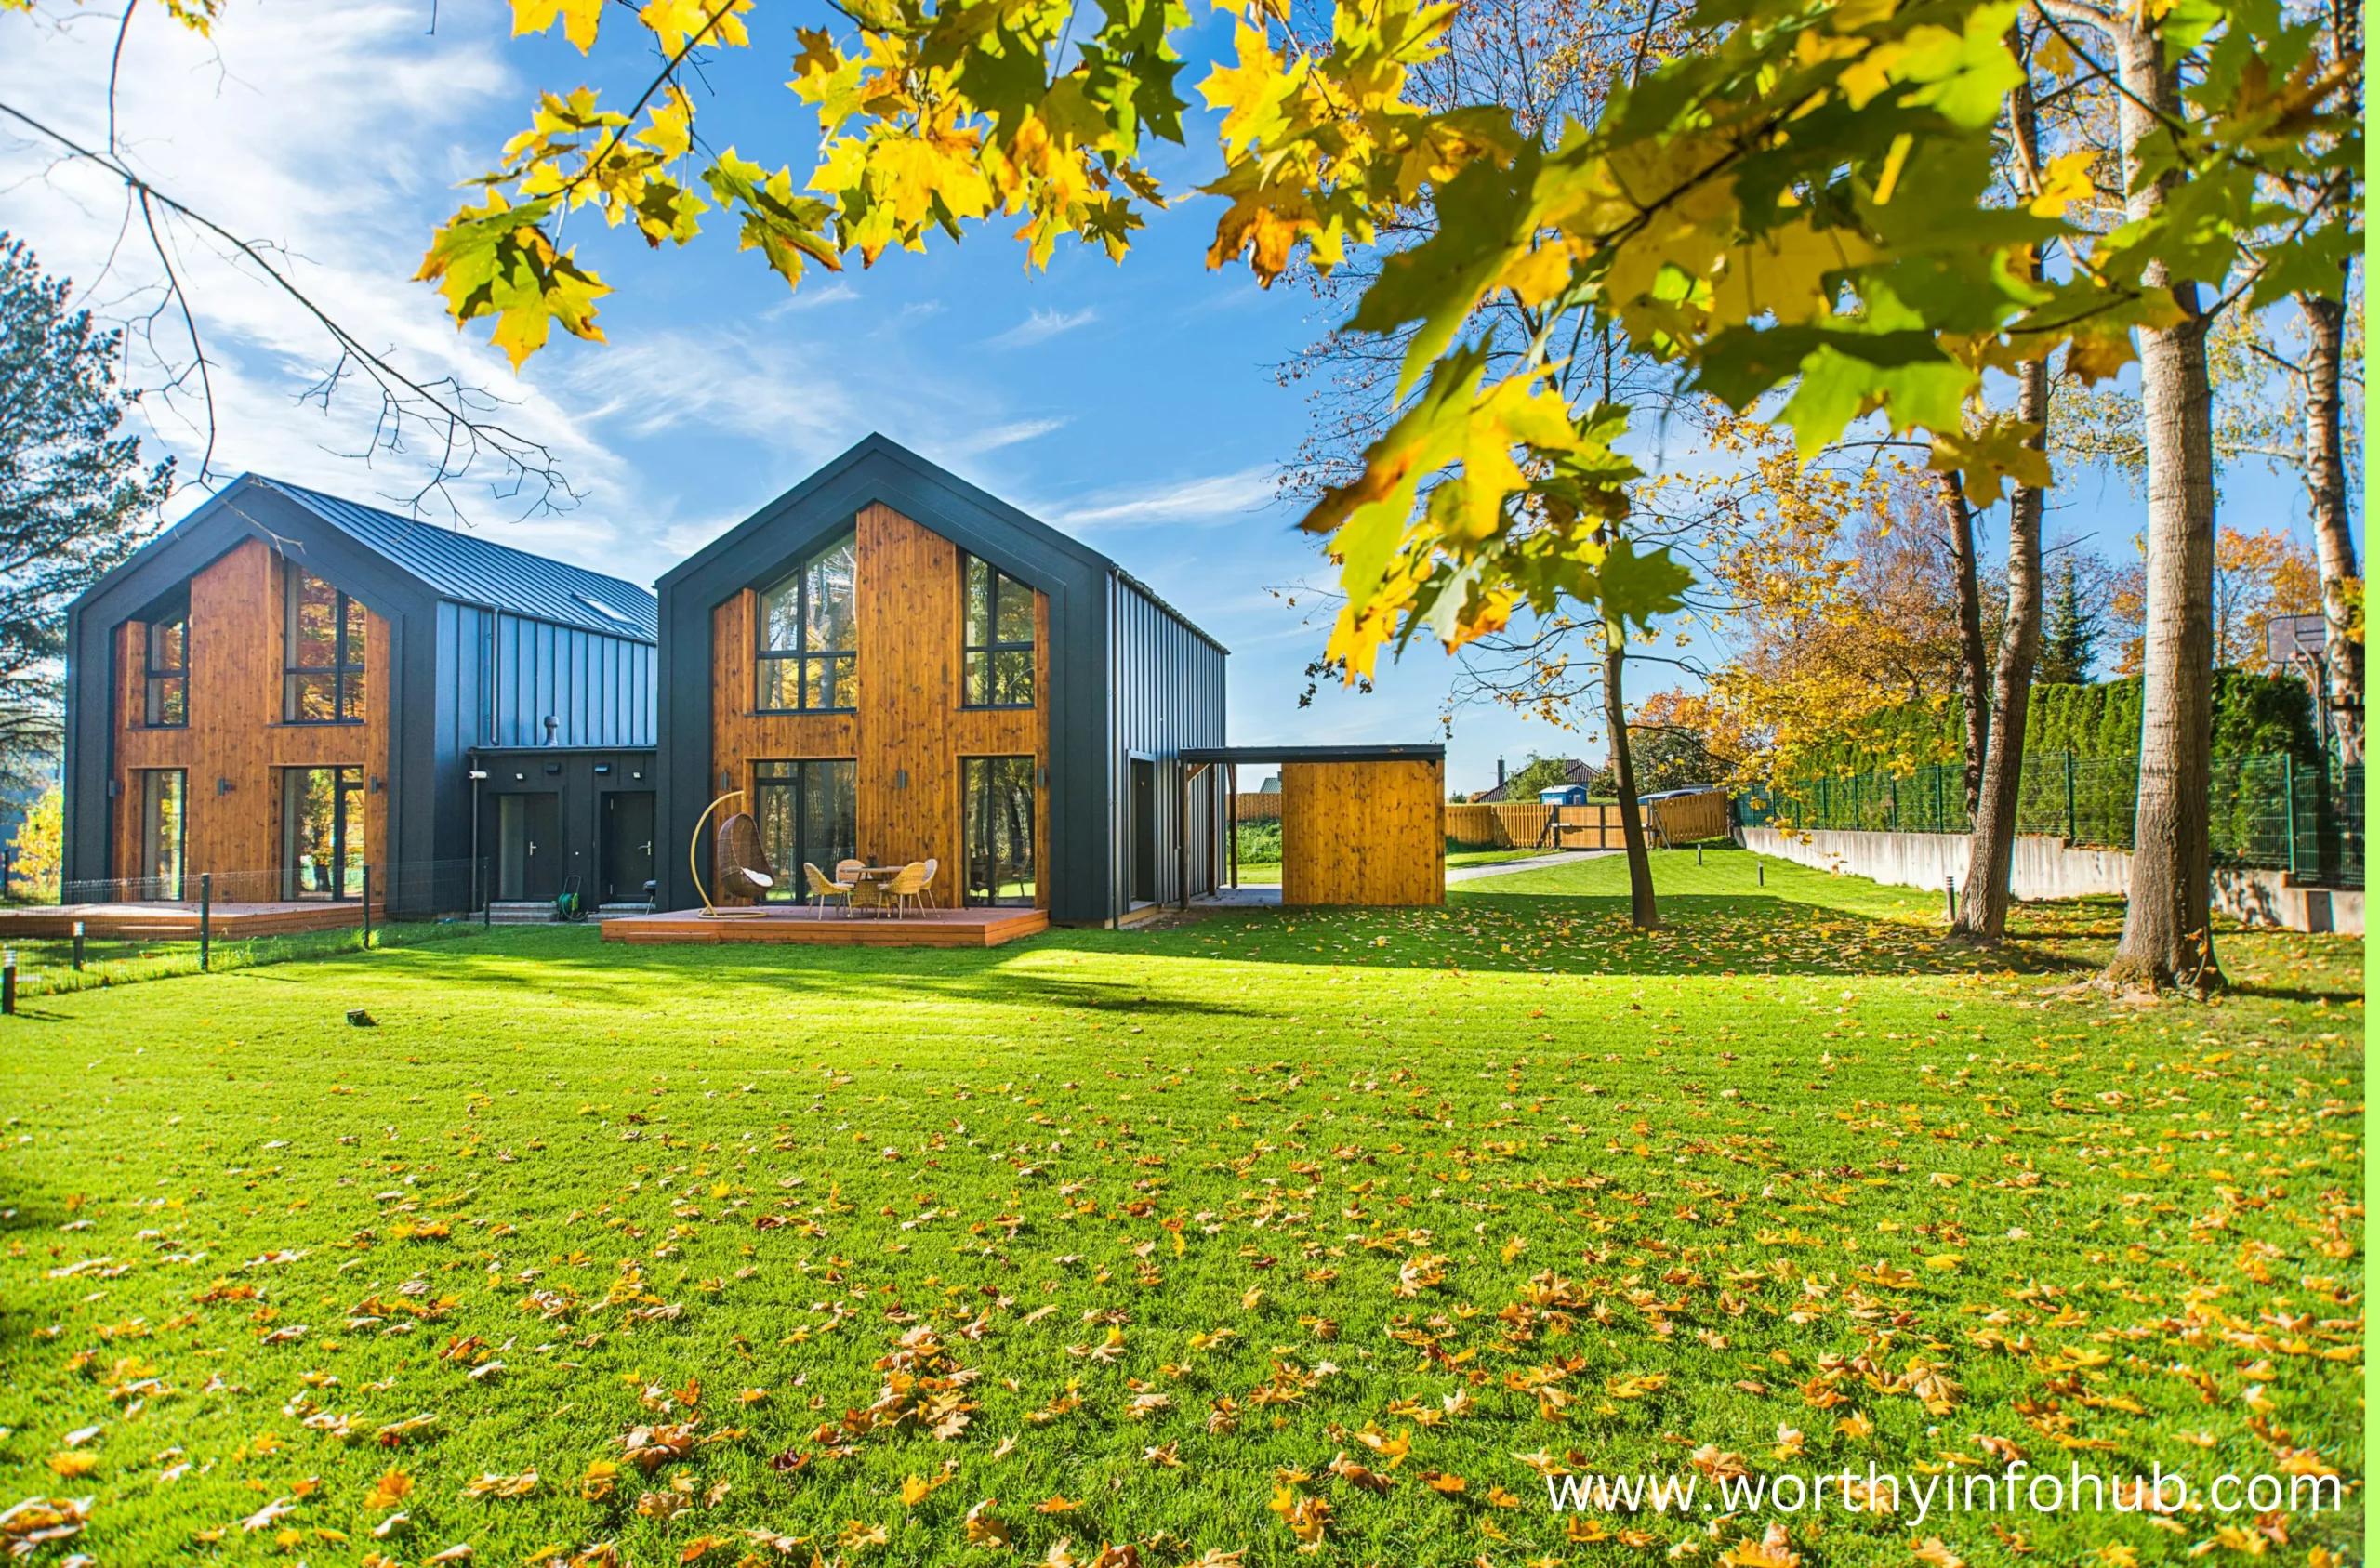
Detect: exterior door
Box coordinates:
(602, 791, 656, 904)
(138, 769, 186, 901)
(752, 760, 857, 901)
(283, 767, 364, 900)
(961, 757, 1036, 906)
(1130, 758, 1156, 904)
(497, 792, 561, 900)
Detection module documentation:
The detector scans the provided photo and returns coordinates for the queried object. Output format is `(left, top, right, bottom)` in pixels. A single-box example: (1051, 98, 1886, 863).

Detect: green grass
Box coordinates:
(3, 919, 496, 1000)
(1443, 850, 1555, 870)
(0, 850, 2361, 1566)
(1235, 847, 1552, 885)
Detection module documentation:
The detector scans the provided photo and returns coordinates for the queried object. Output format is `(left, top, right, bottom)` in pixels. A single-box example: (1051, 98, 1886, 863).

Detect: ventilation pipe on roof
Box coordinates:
(543, 715, 558, 745)
(1496, 757, 1506, 786)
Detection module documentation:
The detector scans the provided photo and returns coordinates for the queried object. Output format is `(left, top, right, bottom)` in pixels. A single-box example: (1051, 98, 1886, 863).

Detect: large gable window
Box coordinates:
(284, 568, 366, 723)
(961, 554, 1034, 708)
(142, 613, 188, 727)
(758, 531, 857, 713)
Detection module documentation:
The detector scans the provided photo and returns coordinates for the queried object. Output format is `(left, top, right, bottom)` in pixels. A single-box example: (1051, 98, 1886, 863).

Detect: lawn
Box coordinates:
(0, 850, 2362, 1567)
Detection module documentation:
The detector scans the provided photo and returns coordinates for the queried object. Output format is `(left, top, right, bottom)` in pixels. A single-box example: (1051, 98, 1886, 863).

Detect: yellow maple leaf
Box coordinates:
(364, 1469, 414, 1510)
(510, 0, 604, 51)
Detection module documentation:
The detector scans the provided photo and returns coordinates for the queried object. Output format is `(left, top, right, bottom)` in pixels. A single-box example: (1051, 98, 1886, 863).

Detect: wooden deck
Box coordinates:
(0, 900, 369, 940)
(602, 904, 1049, 948)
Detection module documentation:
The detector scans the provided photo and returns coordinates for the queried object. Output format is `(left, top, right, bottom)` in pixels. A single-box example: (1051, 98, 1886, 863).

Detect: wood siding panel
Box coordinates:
(708, 505, 1050, 907)
(1280, 759, 1445, 906)
(110, 538, 391, 894)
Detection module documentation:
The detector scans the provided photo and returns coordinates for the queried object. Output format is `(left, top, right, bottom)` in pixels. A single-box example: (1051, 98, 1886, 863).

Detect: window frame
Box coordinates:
(750, 758, 858, 901)
(960, 553, 1036, 710)
(755, 531, 859, 715)
(142, 613, 189, 728)
(282, 569, 368, 725)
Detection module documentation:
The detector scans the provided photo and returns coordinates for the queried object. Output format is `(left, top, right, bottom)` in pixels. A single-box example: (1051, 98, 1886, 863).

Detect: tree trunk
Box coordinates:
(1942, 471, 1991, 819)
(1603, 627, 1659, 929)
(2107, 21, 2222, 993)
(2298, 286, 2361, 761)
(1956, 361, 2048, 941)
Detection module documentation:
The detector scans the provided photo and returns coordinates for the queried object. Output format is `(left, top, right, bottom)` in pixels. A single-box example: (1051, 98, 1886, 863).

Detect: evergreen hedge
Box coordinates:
(1805, 673, 2320, 775)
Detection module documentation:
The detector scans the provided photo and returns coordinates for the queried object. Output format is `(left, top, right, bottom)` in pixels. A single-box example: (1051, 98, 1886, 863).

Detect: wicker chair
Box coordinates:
(714, 812, 775, 903)
(802, 862, 852, 918)
(917, 856, 940, 909)
(884, 861, 932, 918)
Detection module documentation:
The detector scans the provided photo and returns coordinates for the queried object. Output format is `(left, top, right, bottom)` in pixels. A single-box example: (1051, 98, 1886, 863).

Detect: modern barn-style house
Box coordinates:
(53, 476, 656, 930)
(640, 436, 1230, 936)
(28, 441, 1449, 945)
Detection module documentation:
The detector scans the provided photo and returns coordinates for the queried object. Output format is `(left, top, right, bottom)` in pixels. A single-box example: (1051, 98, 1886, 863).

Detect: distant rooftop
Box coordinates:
(263, 480, 657, 642)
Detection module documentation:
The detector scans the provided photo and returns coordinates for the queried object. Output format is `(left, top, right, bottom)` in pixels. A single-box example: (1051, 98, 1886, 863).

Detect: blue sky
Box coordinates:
(0, 0, 2323, 797)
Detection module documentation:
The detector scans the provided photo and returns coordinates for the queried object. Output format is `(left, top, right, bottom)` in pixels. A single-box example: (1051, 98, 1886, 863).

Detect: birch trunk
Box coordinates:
(1957, 363, 2048, 940)
(2106, 21, 2222, 992)
(2298, 287, 2361, 760)
(1603, 629, 1659, 929)
(1942, 472, 1991, 820)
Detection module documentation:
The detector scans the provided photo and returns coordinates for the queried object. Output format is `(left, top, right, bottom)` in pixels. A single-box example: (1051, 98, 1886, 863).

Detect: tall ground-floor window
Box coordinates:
(283, 766, 364, 900)
(962, 756, 1037, 906)
(138, 769, 186, 900)
(752, 759, 855, 900)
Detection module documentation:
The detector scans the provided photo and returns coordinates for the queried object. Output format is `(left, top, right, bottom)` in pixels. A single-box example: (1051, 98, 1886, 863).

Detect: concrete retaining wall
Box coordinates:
(1739, 826, 2361, 936)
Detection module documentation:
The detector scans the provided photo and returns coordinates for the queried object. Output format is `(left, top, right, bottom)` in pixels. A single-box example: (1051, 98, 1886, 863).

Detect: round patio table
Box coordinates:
(849, 864, 903, 916)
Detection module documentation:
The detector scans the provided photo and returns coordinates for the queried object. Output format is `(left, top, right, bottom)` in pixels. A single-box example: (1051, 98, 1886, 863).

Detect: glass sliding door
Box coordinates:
(138, 770, 186, 900)
(962, 757, 1037, 906)
(752, 759, 856, 900)
(283, 766, 364, 900)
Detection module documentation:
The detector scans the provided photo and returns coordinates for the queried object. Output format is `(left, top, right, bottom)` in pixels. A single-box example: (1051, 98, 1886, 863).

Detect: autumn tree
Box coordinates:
(1950, 25, 2056, 945)
(2211, 524, 2323, 672)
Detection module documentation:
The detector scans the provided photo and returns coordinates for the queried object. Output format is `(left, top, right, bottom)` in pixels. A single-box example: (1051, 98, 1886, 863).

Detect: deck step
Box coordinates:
(486, 902, 562, 925)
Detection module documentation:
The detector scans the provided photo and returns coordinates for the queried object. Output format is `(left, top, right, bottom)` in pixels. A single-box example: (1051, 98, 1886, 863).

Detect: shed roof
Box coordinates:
(261, 480, 657, 642)
(1182, 744, 1445, 764)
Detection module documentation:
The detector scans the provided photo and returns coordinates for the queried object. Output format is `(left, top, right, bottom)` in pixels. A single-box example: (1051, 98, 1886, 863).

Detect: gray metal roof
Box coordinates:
(1182, 744, 1446, 763)
(263, 480, 657, 642)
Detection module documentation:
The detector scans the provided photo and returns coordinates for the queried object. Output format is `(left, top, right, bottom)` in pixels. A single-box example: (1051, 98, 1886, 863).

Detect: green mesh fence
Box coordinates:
(1740, 753, 2362, 887)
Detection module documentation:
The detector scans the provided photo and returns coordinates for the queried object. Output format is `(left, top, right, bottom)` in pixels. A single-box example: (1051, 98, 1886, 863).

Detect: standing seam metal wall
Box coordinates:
(482, 613, 655, 749)
(430, 601, 655, 909)
(1106, 574, 1227, 916)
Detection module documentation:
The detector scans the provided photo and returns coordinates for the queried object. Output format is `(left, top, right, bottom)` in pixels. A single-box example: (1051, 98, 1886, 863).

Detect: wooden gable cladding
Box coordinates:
(109, 537, 391, 889)
(1280, 758, 1446, 906)
(709, 502, 1050, 905)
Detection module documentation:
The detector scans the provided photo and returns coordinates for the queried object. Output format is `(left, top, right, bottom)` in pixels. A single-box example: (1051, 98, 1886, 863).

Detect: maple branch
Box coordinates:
(0, 96, 572, 516)
(133, 184, 216, 485)
(532, 0, 750, 213)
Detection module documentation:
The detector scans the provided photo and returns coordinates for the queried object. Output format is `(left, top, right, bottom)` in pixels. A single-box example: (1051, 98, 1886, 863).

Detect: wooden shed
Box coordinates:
(1184, 744, 1446, 907)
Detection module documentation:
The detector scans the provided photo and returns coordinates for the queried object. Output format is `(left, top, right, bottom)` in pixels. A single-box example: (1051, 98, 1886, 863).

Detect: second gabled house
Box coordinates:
(60, 476, 659, 915)
(654, 436, 1228, 925)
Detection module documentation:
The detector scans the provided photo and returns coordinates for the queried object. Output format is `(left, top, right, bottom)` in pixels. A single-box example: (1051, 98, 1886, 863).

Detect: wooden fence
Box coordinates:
(1645, 789, 1731, 845)
(1443, 790, 1732, 849)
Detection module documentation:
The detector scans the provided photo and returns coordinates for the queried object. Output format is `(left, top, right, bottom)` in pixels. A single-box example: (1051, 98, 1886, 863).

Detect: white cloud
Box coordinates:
(944, 416, 1070, 456)
(986, 305, 1095, 349)
(1048, 467, 1280, 528)
(761, 282, 858, 317)
(564, 329, 852, 449)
